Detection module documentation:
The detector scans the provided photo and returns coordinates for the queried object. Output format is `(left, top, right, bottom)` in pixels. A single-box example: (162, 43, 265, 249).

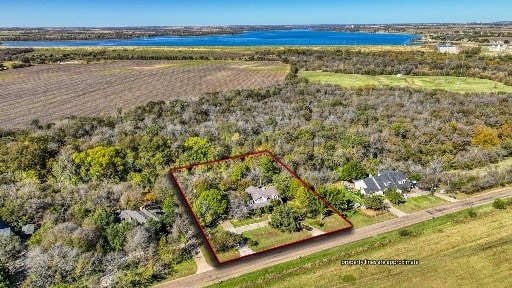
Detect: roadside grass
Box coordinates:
(163, 258, 197, 281)
(242, 226, 312, 252)
(397, 195, 448, 213)
(230, 214, 269, 228)
(207, 203, 512, 288)
(303, 214, 351, 232)
(347, 210, 396, 229)
(299, 71, 512, 93)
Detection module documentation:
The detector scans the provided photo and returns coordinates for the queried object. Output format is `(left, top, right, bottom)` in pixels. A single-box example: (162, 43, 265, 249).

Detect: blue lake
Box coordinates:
(2, 30, 420, 47)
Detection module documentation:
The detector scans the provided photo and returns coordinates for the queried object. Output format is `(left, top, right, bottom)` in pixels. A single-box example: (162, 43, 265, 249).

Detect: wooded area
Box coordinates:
(0, 46, 511, 287)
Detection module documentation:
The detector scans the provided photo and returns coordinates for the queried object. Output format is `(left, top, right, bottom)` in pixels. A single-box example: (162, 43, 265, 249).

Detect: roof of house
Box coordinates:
(246, 186, 279, 201)
(22, 224, 36, 235)
(0, 221, 13, 237)
(358, 171, 410, 195)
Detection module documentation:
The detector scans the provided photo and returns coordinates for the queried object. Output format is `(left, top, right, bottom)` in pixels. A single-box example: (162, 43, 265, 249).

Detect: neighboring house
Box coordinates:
(119, 209, 162, 225)
(21, 224, 36, 236)
(437, 45, 459, 54)
(0, 220, 13, 237)
(246, 186, 280, 209)
(354, 170, 411, 196)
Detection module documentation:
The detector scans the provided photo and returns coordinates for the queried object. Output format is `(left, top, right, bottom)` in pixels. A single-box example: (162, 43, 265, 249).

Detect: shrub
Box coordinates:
(492, 199, 507, 210)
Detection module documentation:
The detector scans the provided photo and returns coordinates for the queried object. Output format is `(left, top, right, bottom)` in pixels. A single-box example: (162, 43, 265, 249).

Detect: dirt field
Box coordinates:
(0, 60, 289, 128)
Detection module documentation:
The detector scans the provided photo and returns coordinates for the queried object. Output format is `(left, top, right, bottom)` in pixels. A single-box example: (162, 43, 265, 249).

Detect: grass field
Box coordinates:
(216, 249, 241, 263)
(304, 214, 352, 232)
(299, 71, 512, 93)
(397, 195, 448, 213)
(0, 60, 289, 128)
(242, 226, 312, 252)
(209, 204, 512, 288)
(347, 210, 396, 229)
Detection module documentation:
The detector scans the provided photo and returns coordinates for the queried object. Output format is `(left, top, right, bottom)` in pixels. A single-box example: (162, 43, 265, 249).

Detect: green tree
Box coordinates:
(269, 205, 302, 233)
(72, 146, 128, 182)
(338, 160, 368, 181)
(193, 189, 227, 227)
(384, 188, 405, 206)
(0, 263, 14, 288)
(230, 161, 249, 181)
(210, 229, 241, 252)
(106, 222, 136, 251)
(272, 172, 294, 200)
(258, 155, 280, 182)
(364, 195, 385, 211)
(179, 137, 214, 164)
(160, 195, 175, 227)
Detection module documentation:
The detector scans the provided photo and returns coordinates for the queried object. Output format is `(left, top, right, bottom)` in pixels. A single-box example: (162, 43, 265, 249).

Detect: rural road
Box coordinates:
(155, 187, 512, 288)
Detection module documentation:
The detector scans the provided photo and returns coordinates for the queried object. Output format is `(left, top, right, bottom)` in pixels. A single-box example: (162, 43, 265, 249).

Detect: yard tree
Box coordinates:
(72, 146, 128, 182)
(272, 172, 294, 200)
(270, 205, 302, 233)
(364, 195, 386, 211)
(384, 188, 405, 205)
(193, 188, 227, 227)
(258, 154, 280, 182)
(210, 229, 241, 252)
(230, 161, 249, 181)
(338, 160, 368, 181)
(228, 191, 251, 219)
(105, 221, 137, 252)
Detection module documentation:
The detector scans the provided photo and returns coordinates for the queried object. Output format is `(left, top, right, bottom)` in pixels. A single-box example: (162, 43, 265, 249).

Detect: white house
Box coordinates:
(246, 186, 280, 209)
(437, 45, 459, 54)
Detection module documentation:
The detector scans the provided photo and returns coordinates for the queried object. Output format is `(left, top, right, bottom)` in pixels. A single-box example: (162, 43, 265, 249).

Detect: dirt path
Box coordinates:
(155, 187, 512, 288)
(434, 192, 459, 203)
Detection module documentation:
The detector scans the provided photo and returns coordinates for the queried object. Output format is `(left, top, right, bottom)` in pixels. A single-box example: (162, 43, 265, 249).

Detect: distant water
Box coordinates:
(3, 30, 420, 47)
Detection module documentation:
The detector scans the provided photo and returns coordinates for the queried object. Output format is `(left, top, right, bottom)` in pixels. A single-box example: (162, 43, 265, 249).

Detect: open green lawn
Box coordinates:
(303, 214, 351, 232)
(230, 214, 269, 228)
(347, 210, 396, 229)
(397, 195, 448, 213)
(300, 71, 512, 93)
(208, 204, 512, 288)
(160, 258, 196, 282)
(242, 226, 312, 252)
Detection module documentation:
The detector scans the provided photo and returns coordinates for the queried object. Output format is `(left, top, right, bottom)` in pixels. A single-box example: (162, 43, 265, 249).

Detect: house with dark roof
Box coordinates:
(246, 186, 280, 209)
(0, 220, 13, 237)
(354, 170, 411, 195)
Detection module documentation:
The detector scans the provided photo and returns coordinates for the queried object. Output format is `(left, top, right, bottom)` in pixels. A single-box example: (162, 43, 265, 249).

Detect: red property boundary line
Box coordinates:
(169, 150, 353, 264)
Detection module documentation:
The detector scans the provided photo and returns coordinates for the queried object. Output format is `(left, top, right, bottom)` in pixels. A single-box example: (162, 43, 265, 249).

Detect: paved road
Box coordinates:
(155, 187, 512, 288)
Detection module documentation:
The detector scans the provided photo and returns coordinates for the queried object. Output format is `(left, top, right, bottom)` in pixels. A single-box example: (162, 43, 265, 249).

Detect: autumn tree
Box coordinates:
(471, 125, 499, 148)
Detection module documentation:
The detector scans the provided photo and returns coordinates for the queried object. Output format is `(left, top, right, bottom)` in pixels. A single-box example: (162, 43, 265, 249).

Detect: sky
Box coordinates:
(1, 0, 510, 27)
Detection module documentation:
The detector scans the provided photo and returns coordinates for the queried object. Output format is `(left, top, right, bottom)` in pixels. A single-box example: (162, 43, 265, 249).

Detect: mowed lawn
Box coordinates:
(303, 213, 352, 233)
(242, 226, 312, 252)
(0, 60, 289, 128)
(347, 210, 396, 229)
(300, 71, 512, 93)
(209, 204, 512, 288)
(397, 195, 448, 213)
